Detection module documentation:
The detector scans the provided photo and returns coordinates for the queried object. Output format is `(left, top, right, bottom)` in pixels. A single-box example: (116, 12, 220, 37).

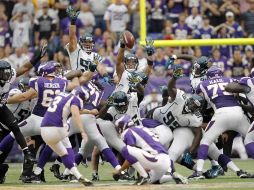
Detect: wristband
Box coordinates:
(147, 59, 153, 66)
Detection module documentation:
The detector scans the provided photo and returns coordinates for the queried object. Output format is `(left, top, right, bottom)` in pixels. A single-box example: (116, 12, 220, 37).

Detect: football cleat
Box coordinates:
(133, 176, 150, 185)
(113, 171, 133, 181)
(237, 170, 251, 178)
(172, 172, 188, 184)
(204, 165, 224, 179)
(188, 171, 205, 180)
(78, 177, 93, 186)
(50, 164, 63, 180)
(92, 173, 100, 181)
(69, 174, 78, 183)
(30, 172, 42, 183)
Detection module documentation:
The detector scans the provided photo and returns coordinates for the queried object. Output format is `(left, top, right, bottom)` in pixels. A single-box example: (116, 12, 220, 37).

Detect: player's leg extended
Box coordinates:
(244, 122, 254, 159)
(80, 114, 121, 170)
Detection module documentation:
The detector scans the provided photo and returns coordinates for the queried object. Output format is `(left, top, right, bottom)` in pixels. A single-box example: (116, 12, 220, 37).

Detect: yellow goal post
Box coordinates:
(139, 0, 254, 47)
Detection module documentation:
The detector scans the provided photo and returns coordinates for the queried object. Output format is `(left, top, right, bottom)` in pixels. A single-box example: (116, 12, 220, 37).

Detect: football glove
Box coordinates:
(172, 65, 184, 79)
(182, 152, 193, 166)
(66, 6, 80, 24)
(165, 55, 177, 70)
(142, 38, 155, 56)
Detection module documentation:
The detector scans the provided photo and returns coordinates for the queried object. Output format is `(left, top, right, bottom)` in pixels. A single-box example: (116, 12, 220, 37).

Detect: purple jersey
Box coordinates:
(82, 81, 104, 110)
(29, 77, 68, 116)
(211, 57, 228, 72)
(122, 126, 167, 155)
(41, 92, 83, 128)
(173, 23, 192, 39)
(196, 77, 239, 110)
(141, 118, 161, 128)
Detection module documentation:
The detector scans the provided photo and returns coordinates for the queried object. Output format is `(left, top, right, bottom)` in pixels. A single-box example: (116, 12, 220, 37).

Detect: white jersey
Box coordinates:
(190, 74, 207, 93)
(66, 43, 102, 72)
(107, 92, 141, 125)
(7, 88, 34, 122)
(152, 89, 203, 129)
(239, 77, 254, 106)
(0, 68, 16, 106)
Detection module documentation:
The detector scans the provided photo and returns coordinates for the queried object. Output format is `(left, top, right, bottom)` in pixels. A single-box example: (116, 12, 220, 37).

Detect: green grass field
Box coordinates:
(1, 159, 254, 190)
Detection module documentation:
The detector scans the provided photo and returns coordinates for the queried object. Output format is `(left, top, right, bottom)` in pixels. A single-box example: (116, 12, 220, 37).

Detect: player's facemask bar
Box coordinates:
(0, 68, 12, 84)
(79, 38, 94, 53)
(114, 102, 129, 114)
(124, 57, 139, 72)
(184, 98, 202, 113)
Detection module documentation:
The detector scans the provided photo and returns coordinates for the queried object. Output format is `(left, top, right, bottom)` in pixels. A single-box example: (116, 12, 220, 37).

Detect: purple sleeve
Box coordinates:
(123, 130, 136, 146)
(196, 83, 202, 94)
(239, 77, 250, 86)
(76, 18, 83, 28)
(29, 78, 38, 91)
(71, 96, 83, 110)
(141, 118, 161, 128)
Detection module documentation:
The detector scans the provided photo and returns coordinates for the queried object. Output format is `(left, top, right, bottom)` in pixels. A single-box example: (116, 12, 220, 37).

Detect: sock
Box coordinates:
(63, 168, 70, 176)
(67, 148, 75, 164)
(70, 167, 82, 179)
(37, 145, 53, 169)
(210, 160, 219, 166)
(61, 154, 74, 170)
(245, 142, 254, 159)
(196, 159, 205, 172)
(218, 154, 231, 171)
(34, 166, 43, 175)
(101, 148, 120, 168)
(196, 144, 209, 172)
(0, 134, 15, 152)
(74, 153, 83, 165)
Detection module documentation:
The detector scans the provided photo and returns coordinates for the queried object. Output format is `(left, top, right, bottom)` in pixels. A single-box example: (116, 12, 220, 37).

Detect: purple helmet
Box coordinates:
(206, 66, 223, 78)
(71, 86, 89, 101)
(37, 61, 57, 76)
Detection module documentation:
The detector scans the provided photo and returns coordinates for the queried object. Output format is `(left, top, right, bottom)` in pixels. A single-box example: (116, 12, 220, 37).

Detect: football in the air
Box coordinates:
(123, 30, 135, 49)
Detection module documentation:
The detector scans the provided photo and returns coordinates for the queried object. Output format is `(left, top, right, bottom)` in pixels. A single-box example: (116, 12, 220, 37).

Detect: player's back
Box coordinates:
(30, 76, 68, 117)
(197, 76, 239, 110)
(41, 92, 83, 128)
(122, 126, 167, 155)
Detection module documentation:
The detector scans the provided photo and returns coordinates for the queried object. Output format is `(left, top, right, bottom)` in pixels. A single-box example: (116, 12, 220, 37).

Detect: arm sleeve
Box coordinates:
(123, 130, 136, 146)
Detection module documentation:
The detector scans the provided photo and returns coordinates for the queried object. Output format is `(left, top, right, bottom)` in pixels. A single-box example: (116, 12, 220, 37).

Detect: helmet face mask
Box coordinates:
(79, 34, 94, 53)
(193, 56, 210, 77)
(0, 68, 12, 83)
(112, 91, 129, 114)
(18, 77, 30, 92)
(183, 95, 204, 114)
(124, 54, 139, 72)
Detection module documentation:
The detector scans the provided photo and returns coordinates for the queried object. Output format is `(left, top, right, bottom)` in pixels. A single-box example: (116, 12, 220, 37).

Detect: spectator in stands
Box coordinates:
(12, 0, 34, 21)
(219, 0, 241, 21)
(162, 20, 174, 40)
(225, 48, 249, 78)
(185, 7, 202, 30)
(0, 3, 9, 48)
(193, 15, 214, 56)
(172, 13, 192, 39)
(10, 11, 32, 48)
(34, 2, 57, 52)
(148, 0, 167, 33)
(140, 89, 162, 116)
(243, 45, 254, 65)
(78, 3, 96, 34)
(201, 0, 222, 26)
(241, 0, 254, 37)
(98, 47, 114, 77)
(88, 0, 108, 32)
(186, 0, 201, 13)
(129, 0, 140, 38)
(6, 46, 30, 71)
(211, 47, 228, 72)
(93, 27, 104, 50)
(224, 11, 243, 38)
(104, 0, 130, 41)
(153, 48, 167, 77)
(104, 37, 115, 56)
(136, 45, 148, 71)
(166, 0, 186, 23)
(54, 0, 70, 20)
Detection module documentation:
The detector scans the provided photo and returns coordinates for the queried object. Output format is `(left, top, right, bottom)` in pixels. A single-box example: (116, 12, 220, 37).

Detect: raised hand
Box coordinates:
(66, 6, 80, 24)
(142, 38, 155, 56)
(165, 55, 177, 70)
(172, 64, 184, 79)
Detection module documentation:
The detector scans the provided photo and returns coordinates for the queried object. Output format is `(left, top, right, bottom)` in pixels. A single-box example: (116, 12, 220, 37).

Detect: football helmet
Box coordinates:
(79, 33, 94, 53)
(18, 77, 30, 92)
(112, 91, 129, 114)
(0, 60, 12, 84)
(124, 53, 139, 72)
(193, 56, 210, 77)
(184, 94, 204, 113)
(206, 66, 223, 79)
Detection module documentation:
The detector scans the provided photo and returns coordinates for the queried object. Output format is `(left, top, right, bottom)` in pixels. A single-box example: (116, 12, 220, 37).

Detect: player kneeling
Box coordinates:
(40, 87, 93, 186)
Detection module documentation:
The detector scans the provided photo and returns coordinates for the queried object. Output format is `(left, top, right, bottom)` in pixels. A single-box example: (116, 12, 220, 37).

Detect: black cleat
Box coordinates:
(237, 170, 251, 178)
(78, 177, 93, 186)
(19, 175, 32, 183)
(92, 173, 99, 181)
(69, 174, 78, 183)
(113, 171, 133, 181)
(30, 172, 42, 183)
(133, 176, 150, 185)
(0, 164, 9, 184)
(50, 164, 62, 180)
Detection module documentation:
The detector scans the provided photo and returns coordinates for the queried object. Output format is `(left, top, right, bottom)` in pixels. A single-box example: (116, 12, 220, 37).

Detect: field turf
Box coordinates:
(0, 159, 254, 190)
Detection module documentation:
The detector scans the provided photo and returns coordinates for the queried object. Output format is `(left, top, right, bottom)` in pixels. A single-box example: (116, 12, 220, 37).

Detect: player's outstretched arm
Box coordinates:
(66, 6, 79, 53)
(66, 77, 80, 91)
(225, 82, 250, 93)
(16, 42, 47, 77)
(142, 39, 155, 76)
(116, 34, 126, 79)
(64, 70, 82, 80)
(167, 65, 183, 101)
(71, 105, 87, 139)
(7, 88, 37, 104)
